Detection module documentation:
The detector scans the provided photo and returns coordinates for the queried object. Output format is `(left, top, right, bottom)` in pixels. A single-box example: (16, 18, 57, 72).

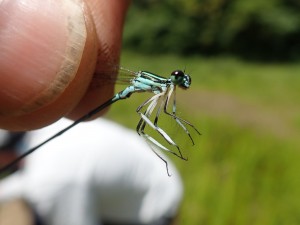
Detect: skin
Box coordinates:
(0, 0, 131, 130)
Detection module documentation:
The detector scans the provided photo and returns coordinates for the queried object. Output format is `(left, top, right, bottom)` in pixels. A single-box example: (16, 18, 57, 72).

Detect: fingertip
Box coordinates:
(0, 0, 98, 130)
(0, 0, 131, 129)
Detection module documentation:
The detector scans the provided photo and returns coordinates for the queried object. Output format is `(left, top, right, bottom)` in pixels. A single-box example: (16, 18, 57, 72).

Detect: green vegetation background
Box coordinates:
(107, 51, 300, 225)
(123, 0, 300, 61)
(106, 1, 300, 224)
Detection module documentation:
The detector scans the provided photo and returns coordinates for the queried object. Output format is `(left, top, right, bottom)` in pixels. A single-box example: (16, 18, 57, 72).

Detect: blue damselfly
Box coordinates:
(0, 67, 200, 175)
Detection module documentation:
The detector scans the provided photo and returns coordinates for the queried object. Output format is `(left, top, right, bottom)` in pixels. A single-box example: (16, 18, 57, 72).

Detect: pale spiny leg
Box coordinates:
(151, 92, 187, 159)
(136, 95, 172, 174)
(136, 93, 162, 136)
(136, 92, 165, 112)
(136, 93, 186, 160)
(163, 86, 201, 146)
(143, 135, 172, 176)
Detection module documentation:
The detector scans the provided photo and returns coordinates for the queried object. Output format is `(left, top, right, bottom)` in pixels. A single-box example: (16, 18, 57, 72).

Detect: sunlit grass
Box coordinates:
(105, 51, 300, 225)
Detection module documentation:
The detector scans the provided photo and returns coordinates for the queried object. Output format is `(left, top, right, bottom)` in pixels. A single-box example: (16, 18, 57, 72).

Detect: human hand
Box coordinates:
(0, 0, 130, 130)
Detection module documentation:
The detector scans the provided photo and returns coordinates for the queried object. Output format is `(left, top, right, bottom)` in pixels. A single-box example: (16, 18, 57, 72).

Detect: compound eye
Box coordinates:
(171, 70, 184, 78)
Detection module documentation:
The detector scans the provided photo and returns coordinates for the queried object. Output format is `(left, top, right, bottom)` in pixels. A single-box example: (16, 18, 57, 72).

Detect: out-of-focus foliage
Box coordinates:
(123, 0, 300, 60)
(108, 51, 300, 225)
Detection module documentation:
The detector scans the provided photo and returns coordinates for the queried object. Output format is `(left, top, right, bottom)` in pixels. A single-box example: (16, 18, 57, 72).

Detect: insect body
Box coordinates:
(112, 69, 200, 175)
(0, 68, 200, 176)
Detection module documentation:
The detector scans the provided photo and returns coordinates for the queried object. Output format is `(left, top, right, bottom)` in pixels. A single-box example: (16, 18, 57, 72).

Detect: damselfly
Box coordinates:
(0, 67, 200, 175)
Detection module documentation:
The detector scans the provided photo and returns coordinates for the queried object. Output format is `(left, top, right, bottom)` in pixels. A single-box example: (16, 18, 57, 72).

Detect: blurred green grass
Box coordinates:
(106, 51, 300, 225)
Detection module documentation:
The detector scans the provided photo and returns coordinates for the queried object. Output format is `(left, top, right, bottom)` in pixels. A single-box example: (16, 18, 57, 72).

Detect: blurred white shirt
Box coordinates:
(0, 118, 183, 225)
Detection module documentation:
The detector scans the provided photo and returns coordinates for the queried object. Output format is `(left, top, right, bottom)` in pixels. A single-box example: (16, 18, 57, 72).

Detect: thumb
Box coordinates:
(0, 0, 98, 130)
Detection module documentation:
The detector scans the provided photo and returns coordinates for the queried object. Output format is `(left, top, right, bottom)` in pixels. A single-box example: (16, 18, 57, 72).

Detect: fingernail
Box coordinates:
(0, 0, 87, 116)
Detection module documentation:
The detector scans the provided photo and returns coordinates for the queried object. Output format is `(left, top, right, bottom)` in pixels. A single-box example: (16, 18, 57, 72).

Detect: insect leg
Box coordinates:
(143, 136, 172, 177)
(136, 95, 186, 160)
(138, 111, 186, 160)
(164, 86, 201, 145)
(136, 94, 160, 135)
